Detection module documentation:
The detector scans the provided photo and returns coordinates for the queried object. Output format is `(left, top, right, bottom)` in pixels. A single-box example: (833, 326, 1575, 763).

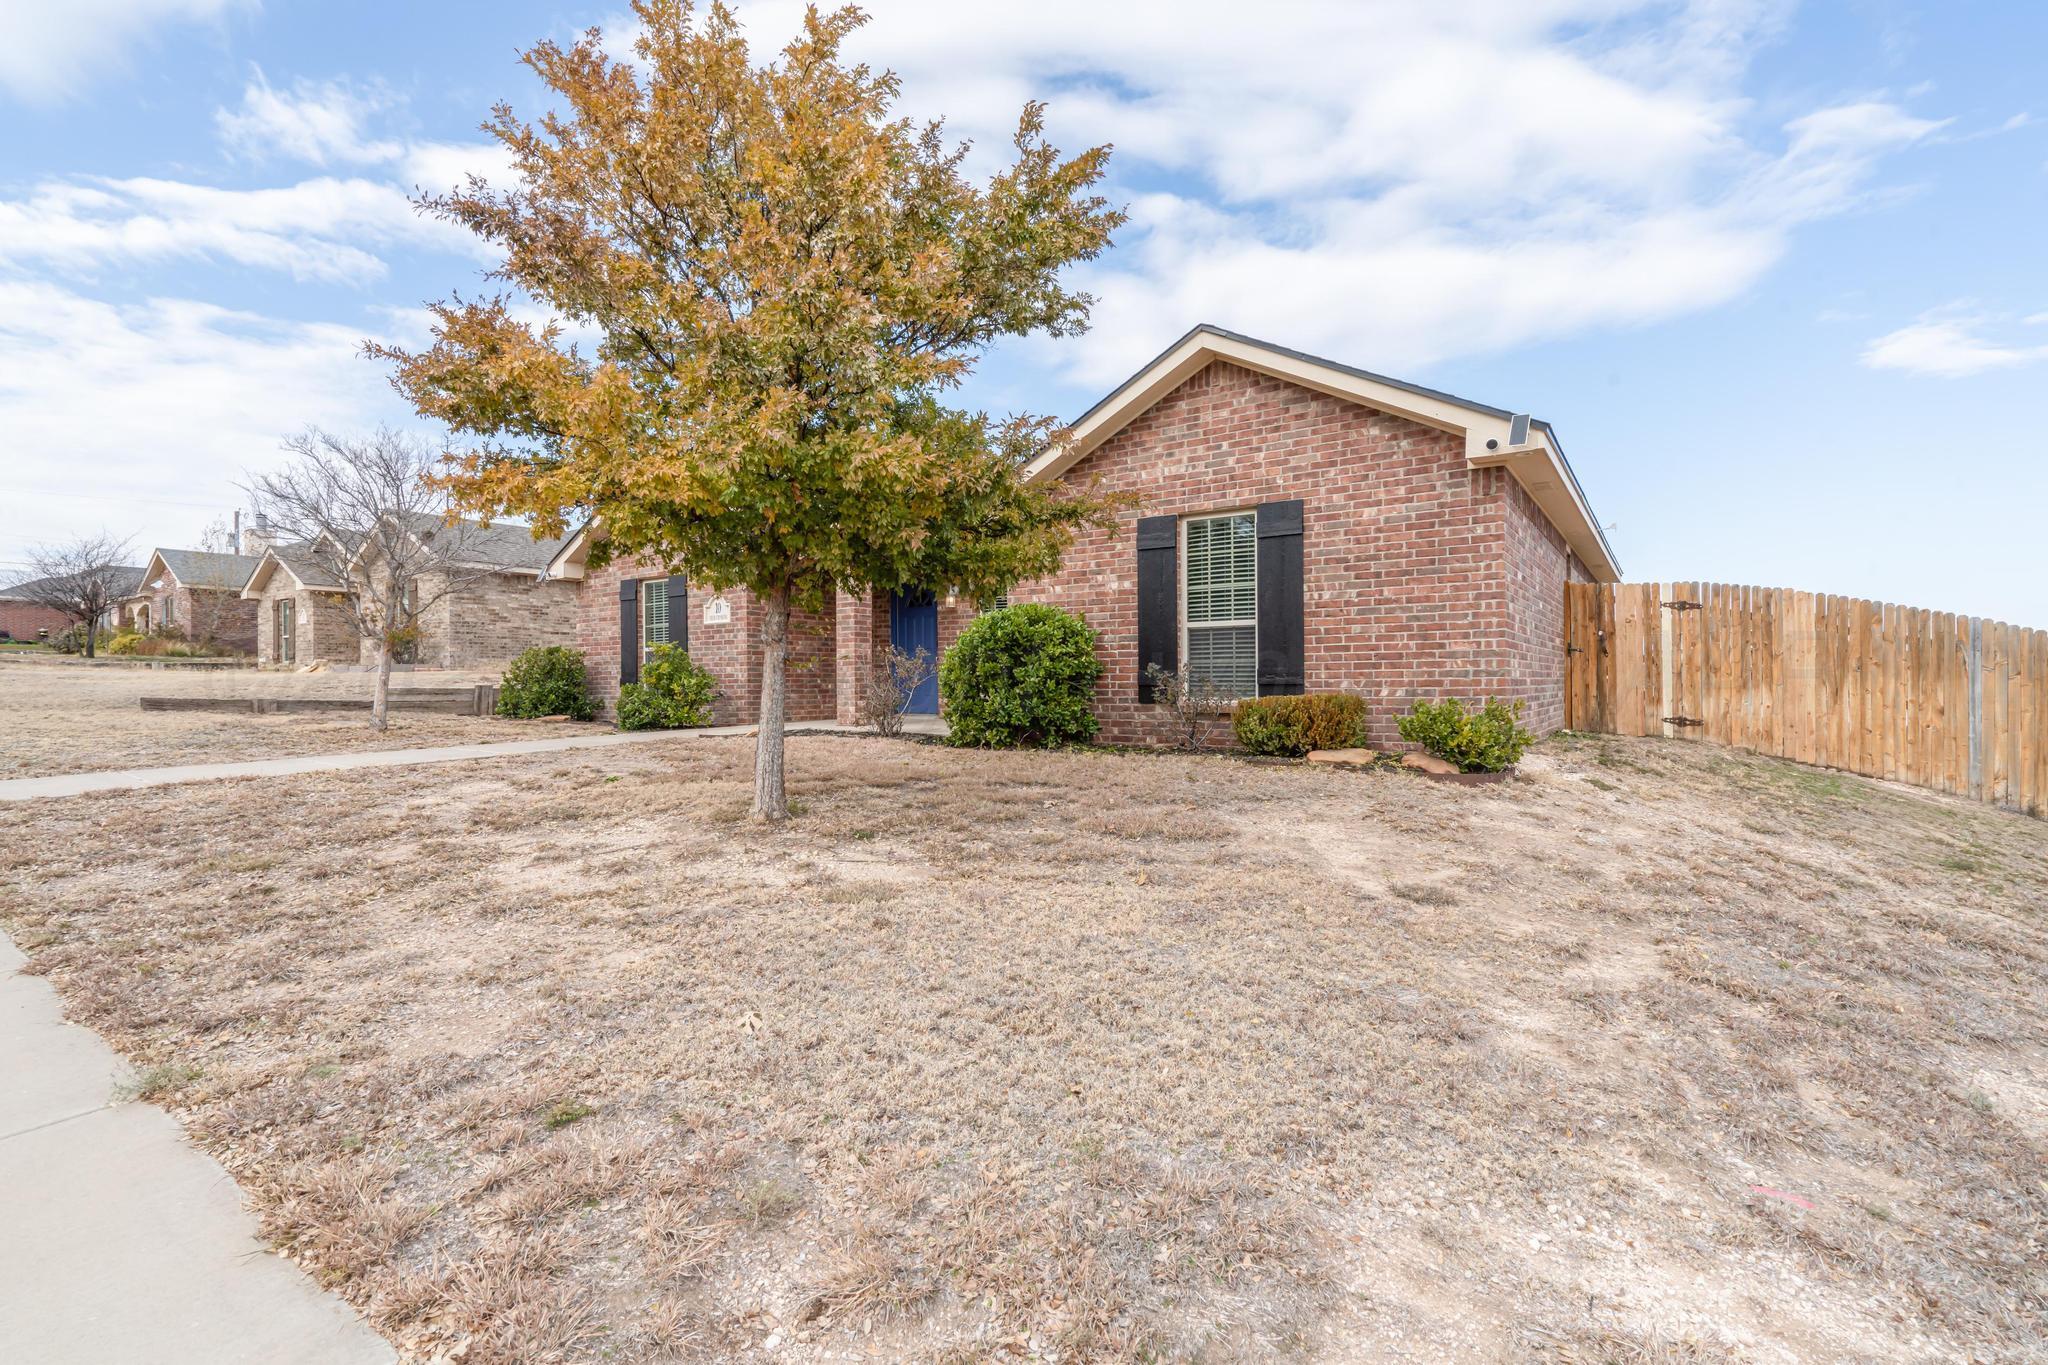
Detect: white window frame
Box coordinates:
(639, 577, 670, 665)
(1180, 510, 1259, 699)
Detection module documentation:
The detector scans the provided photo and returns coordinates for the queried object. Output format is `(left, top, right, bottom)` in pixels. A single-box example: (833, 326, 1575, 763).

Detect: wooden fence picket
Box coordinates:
(1562, 581, 2044, 817)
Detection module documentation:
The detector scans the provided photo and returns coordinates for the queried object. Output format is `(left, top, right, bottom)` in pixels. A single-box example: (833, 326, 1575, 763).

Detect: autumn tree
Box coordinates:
(376, 0, 1123, 819)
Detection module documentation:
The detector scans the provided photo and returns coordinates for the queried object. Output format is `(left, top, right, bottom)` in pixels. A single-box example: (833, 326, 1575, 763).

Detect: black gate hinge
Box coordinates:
(1663, 716, 1704, 728)
(1661, 600, 1702, 612)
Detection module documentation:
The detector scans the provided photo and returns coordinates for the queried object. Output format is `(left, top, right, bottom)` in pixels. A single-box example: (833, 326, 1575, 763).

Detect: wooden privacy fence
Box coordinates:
(1565, 582, 2047, 815)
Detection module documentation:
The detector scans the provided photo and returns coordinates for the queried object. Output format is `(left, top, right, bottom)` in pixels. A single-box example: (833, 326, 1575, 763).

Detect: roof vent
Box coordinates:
(1508, 413, 1530, 446)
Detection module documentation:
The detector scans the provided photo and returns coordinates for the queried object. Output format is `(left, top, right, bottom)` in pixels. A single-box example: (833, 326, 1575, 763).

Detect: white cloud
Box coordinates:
(0, 174, 479, 285)
(0, 0, 248, 104)
(624, 0, 1945, 382)
(0, 281, 418, 565)
(215, 69, 404, 165)
(1860, 312, 2048, 378)
(398, 141, 521, 196)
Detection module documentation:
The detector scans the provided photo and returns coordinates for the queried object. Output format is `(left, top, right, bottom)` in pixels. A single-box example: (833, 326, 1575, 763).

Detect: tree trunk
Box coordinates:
(371, 637, 392, 732)
(752, 582, 791, 821)
(81, 619, 95, 659)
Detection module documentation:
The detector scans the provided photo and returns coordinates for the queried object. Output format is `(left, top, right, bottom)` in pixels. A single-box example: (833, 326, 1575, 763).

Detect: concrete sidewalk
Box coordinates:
(0, 933, 395, 1364)
(0, 719, 947, 803)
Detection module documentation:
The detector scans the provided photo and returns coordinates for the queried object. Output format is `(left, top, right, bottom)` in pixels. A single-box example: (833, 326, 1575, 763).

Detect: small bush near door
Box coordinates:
(1232, 694, 1369, 756)
(856, 645, 935, 737)
(940, 603, 1101, 748)
(617, 644, 717, 730)
(497, 645, 596, 720)
(1396, 697, 1534, 772)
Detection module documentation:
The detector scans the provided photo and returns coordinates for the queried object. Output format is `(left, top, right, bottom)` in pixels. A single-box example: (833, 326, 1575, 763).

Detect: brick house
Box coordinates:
(1010, 327, 1619, 745)
(358, 517, 580, 670)
(241, 545, 362, 666)
(0, 568, 142, 642)
(556, 327, 1618, 743)
(124, 549, 262, 653)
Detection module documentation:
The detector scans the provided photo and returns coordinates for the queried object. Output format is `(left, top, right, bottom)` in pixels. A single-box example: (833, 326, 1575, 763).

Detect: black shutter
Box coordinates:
(665, 575, 689, 653)
(1135, 515, 1178, 702)
(618, 578, 640, 685)
(1256, 500, 1305, 696)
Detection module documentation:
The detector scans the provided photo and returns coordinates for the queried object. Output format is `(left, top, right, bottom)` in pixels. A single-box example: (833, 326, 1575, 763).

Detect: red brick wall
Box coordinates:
(575, 554, 836, 724)
(137, 578, 258, 654)
(833, 591, 974, 723)
(0, 600, 71, 641)
(1013, 360, 1566, 748)
(1503, 478, 1576, 736)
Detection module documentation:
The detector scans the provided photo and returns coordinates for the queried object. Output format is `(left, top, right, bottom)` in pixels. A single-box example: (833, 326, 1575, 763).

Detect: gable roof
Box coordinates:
(1, 565, 145, 601)
(240, 543, 348, 596)
(386, 513, 567, 575)
(142, 548, 265, 592)
(1023, 324, 1620, 581)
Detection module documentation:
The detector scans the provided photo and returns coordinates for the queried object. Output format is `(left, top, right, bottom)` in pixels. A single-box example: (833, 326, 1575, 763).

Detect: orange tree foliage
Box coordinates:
(375, 1, 1125, 817)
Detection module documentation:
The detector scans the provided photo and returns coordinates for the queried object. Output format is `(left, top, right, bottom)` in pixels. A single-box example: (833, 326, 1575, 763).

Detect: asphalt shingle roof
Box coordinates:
(399, 514, 566, 573)
(154, 548, 264, 591)
(0, 565, 145, 600)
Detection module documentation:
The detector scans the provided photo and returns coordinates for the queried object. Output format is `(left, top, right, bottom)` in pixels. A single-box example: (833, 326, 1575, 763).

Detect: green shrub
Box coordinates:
(617, 644, 717, 730)
(939, 603, 1101, 748)
(48, 624, 108, 655)
(1395, 697, 1534, 772)
(497, 645, 596, 720)
(105, 630, 144, 656)
(1231, 693, 1370, 756)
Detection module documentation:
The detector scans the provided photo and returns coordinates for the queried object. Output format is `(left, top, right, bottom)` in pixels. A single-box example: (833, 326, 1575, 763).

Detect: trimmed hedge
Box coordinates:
(497, 645, 595, 720)
(939, 603, 1101, 748)
(1232, 693, 1369, 757)
(1395, 697, 1534, 772)
(617, 643, 717, 730)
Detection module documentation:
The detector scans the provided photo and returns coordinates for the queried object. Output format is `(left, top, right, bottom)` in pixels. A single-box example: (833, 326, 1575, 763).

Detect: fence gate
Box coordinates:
(1564, 581, 2046, 816)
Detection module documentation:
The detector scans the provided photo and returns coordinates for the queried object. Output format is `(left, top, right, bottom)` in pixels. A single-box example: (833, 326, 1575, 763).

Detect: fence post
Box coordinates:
(1968, 617, 1983, 802)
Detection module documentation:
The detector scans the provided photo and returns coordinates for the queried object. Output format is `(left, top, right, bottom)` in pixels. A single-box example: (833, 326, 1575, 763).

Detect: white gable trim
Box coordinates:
(1022, 326, 1620, 581)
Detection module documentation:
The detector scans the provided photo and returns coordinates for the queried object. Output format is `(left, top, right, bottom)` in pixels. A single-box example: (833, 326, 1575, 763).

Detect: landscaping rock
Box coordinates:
(1400, 752, 1460, 776)
(1306, 748, 1379, 765)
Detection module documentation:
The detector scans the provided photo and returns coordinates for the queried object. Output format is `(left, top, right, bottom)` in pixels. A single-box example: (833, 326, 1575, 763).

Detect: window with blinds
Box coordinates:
(640, 578, 669, 663)
(1183, 513, 1257, 697)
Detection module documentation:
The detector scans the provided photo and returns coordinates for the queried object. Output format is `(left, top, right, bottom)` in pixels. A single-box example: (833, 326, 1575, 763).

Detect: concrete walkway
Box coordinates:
(0, 719, 944, 803)
(0, 933, 396, 1364)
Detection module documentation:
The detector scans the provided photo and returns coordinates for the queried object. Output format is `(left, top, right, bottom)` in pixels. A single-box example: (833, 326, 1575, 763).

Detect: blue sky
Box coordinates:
(3, 1, 2044, 624)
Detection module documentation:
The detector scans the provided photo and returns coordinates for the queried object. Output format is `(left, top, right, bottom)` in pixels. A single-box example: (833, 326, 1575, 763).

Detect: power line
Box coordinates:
(0, 485, 233, 513)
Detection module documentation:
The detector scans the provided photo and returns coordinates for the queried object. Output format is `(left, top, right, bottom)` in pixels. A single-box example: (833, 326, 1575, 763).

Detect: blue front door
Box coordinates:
(888, 589, 940, 713)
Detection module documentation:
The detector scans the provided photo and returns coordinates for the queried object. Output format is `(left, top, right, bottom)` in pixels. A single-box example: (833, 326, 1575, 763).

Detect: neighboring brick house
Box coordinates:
(555, 326, 1619, 743)
(124, 549, 262, 653)
(0, 568, 141, 641)
(242, 545, 361, 666)
(362, 517, 580, 670)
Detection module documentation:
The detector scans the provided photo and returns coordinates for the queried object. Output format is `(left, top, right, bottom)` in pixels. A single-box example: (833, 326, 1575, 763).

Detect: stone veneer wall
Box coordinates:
(252, 582, 361, 666)
(381, 571, 581, 670)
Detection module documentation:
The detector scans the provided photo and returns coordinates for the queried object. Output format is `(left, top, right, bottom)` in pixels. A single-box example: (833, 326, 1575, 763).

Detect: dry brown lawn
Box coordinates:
(1, 732, 2044, 1363)
(0, 657, 608, 777)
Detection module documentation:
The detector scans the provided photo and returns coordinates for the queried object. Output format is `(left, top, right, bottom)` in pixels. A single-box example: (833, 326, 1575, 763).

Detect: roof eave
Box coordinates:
(1022, 325, 1620, 583)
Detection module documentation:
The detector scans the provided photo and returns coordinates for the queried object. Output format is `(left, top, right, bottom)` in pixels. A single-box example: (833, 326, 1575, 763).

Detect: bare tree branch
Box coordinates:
(243, 427, 504, 731)
(9, 532, 136, 658)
